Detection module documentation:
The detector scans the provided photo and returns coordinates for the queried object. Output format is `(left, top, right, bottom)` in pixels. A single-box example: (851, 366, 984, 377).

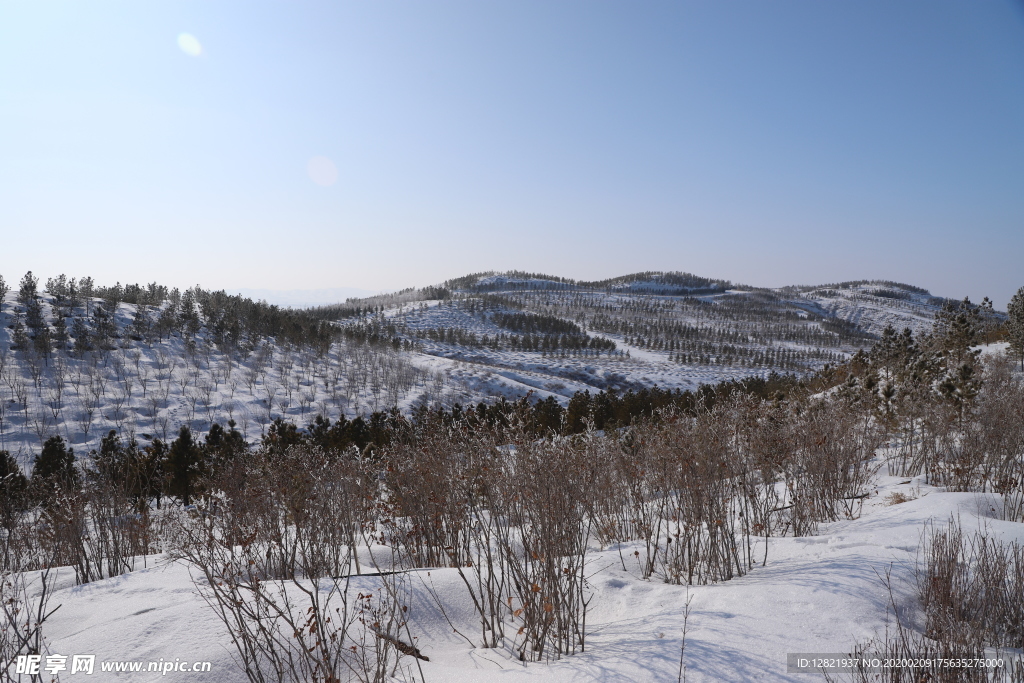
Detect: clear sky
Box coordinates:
(2, 1, 1022, 307)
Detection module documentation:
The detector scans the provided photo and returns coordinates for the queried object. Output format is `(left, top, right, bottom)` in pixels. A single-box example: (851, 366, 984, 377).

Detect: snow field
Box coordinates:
(31, 474, 1023, 682)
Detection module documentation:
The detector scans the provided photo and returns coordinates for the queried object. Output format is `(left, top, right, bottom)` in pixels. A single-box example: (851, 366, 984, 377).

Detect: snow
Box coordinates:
(0, 276, 952, 465)
(31, 473, 1024, 681)
(7, 275, 1018, 680)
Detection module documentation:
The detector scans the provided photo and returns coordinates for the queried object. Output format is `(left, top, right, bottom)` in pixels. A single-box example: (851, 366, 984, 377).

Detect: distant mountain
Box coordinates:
(328, 270, 967, 402)
(231, 287, 385, 308)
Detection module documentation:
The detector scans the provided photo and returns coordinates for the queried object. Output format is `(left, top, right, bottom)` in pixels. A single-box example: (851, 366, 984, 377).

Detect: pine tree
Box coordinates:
(67, 277, 82, 310)
(31, 435, 79, 493)
(17, 271, 38, 308)
(45, 274, 69, 303)
(1008, 286, 1024, 371)
(24, 296, 45, 335)
(166, 426, 205, 505)
(143, 439, 169, 509)
(932, 297, 983, 367)
(125, 304, 146, 341)
(103, 281, 123, 312)
(71, 315, 93, 355)
(91, 304, 118, 350)
(52, 312, 69, 350)
(89, 430, 149, 507)
(32, 325, 52, 360)
(79, 276, 95, 315)
(0, 274, 8, 310)
(203, 421, 247, 477)
(977, 296, 999, 344)
(0, 450, 28, 528)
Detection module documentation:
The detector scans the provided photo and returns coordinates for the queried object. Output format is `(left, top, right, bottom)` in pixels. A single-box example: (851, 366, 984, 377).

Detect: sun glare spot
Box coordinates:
(307, 156, 339, 187)
(177, 33, 203, 57)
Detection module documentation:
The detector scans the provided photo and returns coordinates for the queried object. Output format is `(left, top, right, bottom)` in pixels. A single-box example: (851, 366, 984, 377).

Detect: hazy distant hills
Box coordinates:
(231, 287, 384, 308)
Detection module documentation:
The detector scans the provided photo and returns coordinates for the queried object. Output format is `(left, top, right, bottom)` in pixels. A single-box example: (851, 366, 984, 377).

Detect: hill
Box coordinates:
(0, 269, 986, 461)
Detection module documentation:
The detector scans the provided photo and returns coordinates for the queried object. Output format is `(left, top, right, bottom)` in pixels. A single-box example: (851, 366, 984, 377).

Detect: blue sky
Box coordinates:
(2, 1, 1022, 306)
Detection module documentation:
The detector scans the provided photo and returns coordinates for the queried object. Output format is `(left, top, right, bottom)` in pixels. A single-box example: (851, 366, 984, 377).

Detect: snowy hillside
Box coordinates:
(0, 270, 995, 464)
(329, 272, 965, 410)
(0, 287, 446, 465)
(2, 270, 1020, 683)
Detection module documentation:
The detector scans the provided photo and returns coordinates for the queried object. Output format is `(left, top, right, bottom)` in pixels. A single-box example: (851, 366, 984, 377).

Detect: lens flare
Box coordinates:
(177, 33, 203, 57)
(307, 156, 338, 187)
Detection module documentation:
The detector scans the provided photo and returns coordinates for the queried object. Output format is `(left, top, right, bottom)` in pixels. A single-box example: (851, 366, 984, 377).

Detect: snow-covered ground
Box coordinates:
(3, 273, 1019, 682)
(30, 472, 1024, 681)
(0, 273, 985, 468)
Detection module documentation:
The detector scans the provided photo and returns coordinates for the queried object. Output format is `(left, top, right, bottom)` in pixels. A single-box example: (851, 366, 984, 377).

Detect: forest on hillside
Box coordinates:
(2, 278, 1023, 681)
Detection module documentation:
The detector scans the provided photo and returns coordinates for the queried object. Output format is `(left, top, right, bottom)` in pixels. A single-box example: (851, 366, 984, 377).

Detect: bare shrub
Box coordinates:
(889, 356, 1024, 513)
(784, 399, 879, 535)
(380, 422, 478, 570)
(920, 519, 1023, 652)
(497, 432, 593, 661)
(0, 567, 60, 683)
(647, 408, 753, 584)
(173, 445, 420, 683)
(382, 414, 593, 659)
(832, 521, 1024, 682)
(82, 445, 159, 580)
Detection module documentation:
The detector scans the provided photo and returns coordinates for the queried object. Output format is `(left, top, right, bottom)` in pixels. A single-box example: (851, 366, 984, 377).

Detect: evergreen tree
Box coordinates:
(0, 450, 28, 529)
(24, 296, 46, 336)
(32, 324, 52, 360)
(67, 277, 82, 310)
(91, 304, 118, 350)
(91, 430, 131, 487)
(143, 439, 169, 509)
(977, 296, 1001, 344)
(127, 306, 151, 341)
(178, 288, 201, 339)
(20, 270, 47, 344)
(103, 281, 123, 312)
(31, 435, 79, 494)
(156, 301, 178, 340)
(1008, 286, 1024, 371)
(932, 297, 983, 361)
(17, 271, 38, 308)
(45, 274, 69, 301)
(79, 276, 95, 314)
(71, 315, 93, 355)
(10, 317, 29, 351)
(52, 312, 69, 350)
(204, 421, 247, 477)
(89, 430, 151, 509)
(166, 426, 205, 505)
(0, 273, 8, 309)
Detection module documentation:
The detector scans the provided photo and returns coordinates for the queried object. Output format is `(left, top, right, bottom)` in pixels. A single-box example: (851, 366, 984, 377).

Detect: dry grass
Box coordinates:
(883, 491, 916, 506)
